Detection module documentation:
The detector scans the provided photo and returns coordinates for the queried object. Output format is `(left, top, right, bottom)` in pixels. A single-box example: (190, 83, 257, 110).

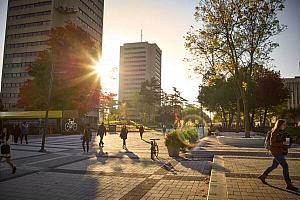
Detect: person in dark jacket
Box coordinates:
(81, 124, 91, 153)
(13, 124, 21, 144)
(97, 122, 106, 147)
(258, 119, 298, 191)
(139, 125, 144, 140)
(120, 125, 128, 149)
(20, 122, 29, 144)
(0, 127, 16, 174)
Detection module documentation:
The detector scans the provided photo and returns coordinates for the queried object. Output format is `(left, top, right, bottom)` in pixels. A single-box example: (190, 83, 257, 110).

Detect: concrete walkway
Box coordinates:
(188, 136, 300, 200)
(1, 132, 210, 200)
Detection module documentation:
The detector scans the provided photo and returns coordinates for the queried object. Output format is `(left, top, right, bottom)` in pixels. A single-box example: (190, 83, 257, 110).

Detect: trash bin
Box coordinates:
(109, 124, 117, 133)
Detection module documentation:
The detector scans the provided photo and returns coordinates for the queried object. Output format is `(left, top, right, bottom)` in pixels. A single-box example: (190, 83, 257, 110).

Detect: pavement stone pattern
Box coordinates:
(0, 132, 210, 200)
(191, 136, 300, 200)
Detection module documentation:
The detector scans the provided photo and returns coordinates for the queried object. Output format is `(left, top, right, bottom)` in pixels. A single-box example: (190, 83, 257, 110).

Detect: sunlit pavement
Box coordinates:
(189, 136, 300, 200)
(0, 132, 210, 200)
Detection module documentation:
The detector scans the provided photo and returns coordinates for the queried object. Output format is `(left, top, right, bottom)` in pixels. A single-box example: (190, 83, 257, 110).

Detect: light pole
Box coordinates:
(39, 62, 54, 152)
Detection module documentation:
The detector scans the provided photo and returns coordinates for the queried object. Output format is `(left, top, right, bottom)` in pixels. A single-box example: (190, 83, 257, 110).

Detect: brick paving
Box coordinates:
(0, 132, 210, 200)
(191, 136, 300, 200)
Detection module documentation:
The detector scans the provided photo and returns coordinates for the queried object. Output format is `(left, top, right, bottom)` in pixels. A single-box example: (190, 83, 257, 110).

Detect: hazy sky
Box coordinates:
(0, 0, 299, 103)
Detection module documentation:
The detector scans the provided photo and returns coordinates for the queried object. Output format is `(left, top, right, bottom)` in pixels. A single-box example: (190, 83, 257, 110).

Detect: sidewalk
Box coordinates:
(0, 132, 210, 200)
(189, 136, 300, 200)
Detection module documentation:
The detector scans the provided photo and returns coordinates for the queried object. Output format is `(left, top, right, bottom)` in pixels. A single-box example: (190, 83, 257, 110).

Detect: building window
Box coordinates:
(7, 30, 49, 39)
(5, 51, 42, 58)
(4, 62, 32, 68)
(6, 40, 48, 49)
(9, 1, 51, 11)
(8, 20, 50, 30)
(8, 10, 51, 20)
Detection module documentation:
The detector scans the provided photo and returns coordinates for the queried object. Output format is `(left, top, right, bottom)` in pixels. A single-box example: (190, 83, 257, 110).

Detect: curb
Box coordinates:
(207, 156, 228, 200)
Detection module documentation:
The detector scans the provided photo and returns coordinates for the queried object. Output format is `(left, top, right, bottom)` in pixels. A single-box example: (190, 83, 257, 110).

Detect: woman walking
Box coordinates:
(120, 125, 128, 149)
(81, 124, 91, 153)
(0, 127, 17, 174)
(258, 119, 298, 191)
(139, 125, 144, 140)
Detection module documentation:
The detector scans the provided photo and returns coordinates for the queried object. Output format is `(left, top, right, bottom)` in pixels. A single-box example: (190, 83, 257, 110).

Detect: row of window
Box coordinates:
(124, 55, 146, 59)
(3, 72, 29, 78)
(122, 73, 145, 77)
(122, 68, 146, 72)
(8, 10, 51, 20)
(124, 60, 146, 64)
(77, 17, 101, 36)
(8, 20, 50, 30)
(124, 47, 145, 50)
(86, 0, 103, 13)
(9, 1, 51, 11)
(2, 82, 26, 88)
(79, 8, 101, 28)
(6, 40, 48, 49)
(80, 0, 102, 20)
(124, 51, 146, 55)
(7, 30, 49, 39)
(5, 51, 42, 59)
(2, 93, 20, 98)
(3, 103, 16, 109)
(123, 78, 145, 81)
(3, 62, 32, 68)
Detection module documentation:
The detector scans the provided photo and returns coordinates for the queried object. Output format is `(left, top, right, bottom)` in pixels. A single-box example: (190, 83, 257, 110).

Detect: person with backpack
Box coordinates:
(139, 125, 144, 140)
(81, 124, 91, 153)
(120, 125, 128, 149)
(0, 127, 16, 174)
(258, 119, 298, 191)
(97, 122, 106, 147)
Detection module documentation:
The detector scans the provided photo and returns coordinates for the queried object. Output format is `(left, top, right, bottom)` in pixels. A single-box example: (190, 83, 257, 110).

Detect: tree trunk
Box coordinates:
(236, 97, 241, 133)
(263, 107, 268, 127)
(250, 108, 255, 131)
(241, 93, 250, 138)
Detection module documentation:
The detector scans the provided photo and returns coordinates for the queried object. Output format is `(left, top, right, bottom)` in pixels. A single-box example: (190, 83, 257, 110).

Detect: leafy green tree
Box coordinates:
(18, 22, 101, 114)
(186, 0, 286, 137)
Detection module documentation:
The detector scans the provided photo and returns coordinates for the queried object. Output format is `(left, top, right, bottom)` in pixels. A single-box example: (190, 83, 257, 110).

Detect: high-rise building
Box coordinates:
(119, 42, 162, 120)
(1, 0, 104, 110)
(284, 76, 300, 109)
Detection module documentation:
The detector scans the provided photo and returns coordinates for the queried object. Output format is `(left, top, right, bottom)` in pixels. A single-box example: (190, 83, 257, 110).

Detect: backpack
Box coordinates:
(264, 131, 272, 150)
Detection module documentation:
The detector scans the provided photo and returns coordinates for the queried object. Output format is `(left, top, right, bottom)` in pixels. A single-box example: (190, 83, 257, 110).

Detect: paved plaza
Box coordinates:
(189, 136, 300, 200)
(1, 132, 300, 199)
(0, 132, 210, 200)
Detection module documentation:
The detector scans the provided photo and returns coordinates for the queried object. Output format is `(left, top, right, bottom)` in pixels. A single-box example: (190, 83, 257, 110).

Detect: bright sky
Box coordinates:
(0, 0, 299, 103)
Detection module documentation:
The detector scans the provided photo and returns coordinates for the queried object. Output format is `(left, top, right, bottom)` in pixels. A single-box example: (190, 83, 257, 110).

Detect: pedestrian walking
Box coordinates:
(139, 125, 144, 140)
(258, 119, 298, 191)
(0, 127, 16, 174)
(13, 124, 21, 144)
(120, 125, 128, 149)
(97, 122, 106, 147)
(20, 122, 29, 144)
(162, 125, 167, 135)
(81, 124, 91, 153)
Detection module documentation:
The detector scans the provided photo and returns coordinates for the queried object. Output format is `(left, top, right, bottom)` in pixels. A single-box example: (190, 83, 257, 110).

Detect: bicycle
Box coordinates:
(65, 118, 78, 132)
(150, 138, 160, 160)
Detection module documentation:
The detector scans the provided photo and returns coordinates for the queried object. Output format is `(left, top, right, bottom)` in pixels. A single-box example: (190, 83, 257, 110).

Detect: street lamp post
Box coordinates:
(39, 62, 54, 152)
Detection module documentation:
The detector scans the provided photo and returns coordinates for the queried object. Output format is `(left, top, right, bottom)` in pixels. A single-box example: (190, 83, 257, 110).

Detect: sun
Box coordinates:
(92, 59, 117, 93)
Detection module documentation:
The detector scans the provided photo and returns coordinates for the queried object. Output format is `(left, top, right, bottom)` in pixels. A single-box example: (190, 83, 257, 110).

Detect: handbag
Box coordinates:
(1, 144, 11, 154)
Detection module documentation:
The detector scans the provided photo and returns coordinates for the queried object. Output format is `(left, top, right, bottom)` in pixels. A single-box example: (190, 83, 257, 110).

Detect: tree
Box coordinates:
(254, 70, 289, 127)
(185, 0, 286, 137)
(18, 22, 101, 114)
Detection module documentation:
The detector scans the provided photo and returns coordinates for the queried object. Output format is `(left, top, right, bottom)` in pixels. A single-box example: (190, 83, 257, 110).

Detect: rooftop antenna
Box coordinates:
(141, 29, 143, 42)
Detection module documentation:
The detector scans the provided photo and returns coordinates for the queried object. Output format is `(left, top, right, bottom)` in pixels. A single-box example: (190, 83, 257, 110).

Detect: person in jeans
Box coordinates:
(258, 119, 298, 191)
(97, 122, 106, 147)
(82, 124, 91, 153)
(21, 122, 29, 144)
(139, 125, 144, 140)
(0, 127, 16, 174)
(120, 125, 128, 149)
